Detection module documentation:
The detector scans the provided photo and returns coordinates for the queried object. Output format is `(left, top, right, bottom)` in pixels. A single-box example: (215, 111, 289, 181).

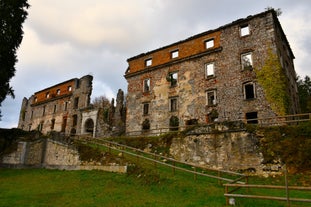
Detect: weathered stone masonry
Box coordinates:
(125, 10, 299, 135)
(1, 138, 127, 173)
(18, 75, 93, 136)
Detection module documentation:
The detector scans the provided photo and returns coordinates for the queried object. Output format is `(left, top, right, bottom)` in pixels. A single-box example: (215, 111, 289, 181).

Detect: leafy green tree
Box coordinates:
(297, 76, 311, 113)
(0, 0, 29, 118)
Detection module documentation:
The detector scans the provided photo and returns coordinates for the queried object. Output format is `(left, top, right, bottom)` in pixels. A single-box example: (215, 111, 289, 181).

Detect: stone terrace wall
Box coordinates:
(170, 127, 281, 174)
(1, 139, 126, 173)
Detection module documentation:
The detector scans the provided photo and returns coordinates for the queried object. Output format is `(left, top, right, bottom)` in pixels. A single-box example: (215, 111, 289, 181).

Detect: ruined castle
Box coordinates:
(125, 9, 298, 135)
(18, 10, 299, 137)
(17, 75, 125, 137)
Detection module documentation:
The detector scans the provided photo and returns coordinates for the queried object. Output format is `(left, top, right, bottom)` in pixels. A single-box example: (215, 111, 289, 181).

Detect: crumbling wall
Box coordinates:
(17, 75, 93, 136)
(125, 11, 299, 136)
(170, 131, 263, 172)
(169, 126, 283, 174)
(0, 138, 126, 173)
(44, 140, 80, 166)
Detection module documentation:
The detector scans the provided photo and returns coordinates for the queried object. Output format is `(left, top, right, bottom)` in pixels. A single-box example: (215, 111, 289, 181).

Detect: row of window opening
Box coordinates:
(143, 52, 253, 93)
(144, 24, 250, 67)
(144, 38, 215, 67)
(31, 97, 79, 119)
(143, 72, 178, 93)
(34, 86, 73, 103)
(142, 83, 255, 115)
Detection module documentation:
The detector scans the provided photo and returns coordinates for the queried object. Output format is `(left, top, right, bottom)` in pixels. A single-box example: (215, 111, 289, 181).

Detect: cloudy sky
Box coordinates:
(1, 0, 310, 128)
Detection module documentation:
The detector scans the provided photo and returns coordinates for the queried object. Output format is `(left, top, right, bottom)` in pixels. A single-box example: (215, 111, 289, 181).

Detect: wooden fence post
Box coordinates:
(285, 164, 290, 207)
(246, 176, 249, 193)
(225, 185, 229, 206)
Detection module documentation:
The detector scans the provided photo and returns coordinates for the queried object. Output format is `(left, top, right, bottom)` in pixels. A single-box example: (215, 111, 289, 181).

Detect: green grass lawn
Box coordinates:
(0, 168, 310, 207)
(0, 168, 223, 207)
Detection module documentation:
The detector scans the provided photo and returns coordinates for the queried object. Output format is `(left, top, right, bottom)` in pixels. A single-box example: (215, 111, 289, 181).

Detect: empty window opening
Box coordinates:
(205, 39, 214, 49)
(74, 97, 79, 109)
(70, 128, 76, 136)
(38, 121, 44, 132)
(246, 112, 258, 124)
(171, 50, 179, 59)
(169, 115, 179, 131)
(61, 117, 67, 132)
(68, 86, 72, 92)
(53, 105, 57, 114)
(207, 109, 219, 123)
(170, 98, 178, 112)
(85, 118, 94, 133)
(206, 90, 216, 106)
(42, 106, 46, 116)
(46, 92, 50, 98)
(205, 62, 215, 77)
(244, 82, 255, 99)
(143, 103, 149, 115)
(168, 72, 178, 87)
(64, 101, 68, 111)
(51, 119, 55, 130)
(56, 89, 60, 95)
(142, 118, 150, 130)
(75, 79, 80, 88)
(240, 25, 250, 36)
(145, 58, 152, 67)
(143, 79, 150, 92)
(241, 52, 253, 70)
(72, 114, 78, 126)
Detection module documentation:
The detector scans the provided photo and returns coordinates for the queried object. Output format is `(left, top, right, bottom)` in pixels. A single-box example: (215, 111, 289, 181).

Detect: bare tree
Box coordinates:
(92, 95, 110, 108)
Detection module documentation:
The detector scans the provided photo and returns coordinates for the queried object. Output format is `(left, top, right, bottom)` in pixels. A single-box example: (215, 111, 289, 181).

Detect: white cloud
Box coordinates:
(280, 6, 311, 77)
(27, 0, 163, 50)
(92, 80, 115, 102)
(18, 26, 74, 68)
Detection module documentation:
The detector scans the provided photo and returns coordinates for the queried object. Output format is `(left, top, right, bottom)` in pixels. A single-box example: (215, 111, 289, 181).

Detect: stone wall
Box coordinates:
(24, 139, 44, 165)
(1, 142, 27, 164)
(169, 126, 282, 174)
(0, 138, 127, 173)
(170, 131, 261, 171)
(44, 139, 80, 166)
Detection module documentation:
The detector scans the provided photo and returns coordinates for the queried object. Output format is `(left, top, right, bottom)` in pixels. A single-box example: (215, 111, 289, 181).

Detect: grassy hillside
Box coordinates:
(1, 168, 310, 207)
(1, 123, 311, 206)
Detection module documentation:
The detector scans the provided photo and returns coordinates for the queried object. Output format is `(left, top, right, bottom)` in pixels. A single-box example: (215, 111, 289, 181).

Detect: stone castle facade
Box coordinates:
(18, 75, 126, 137)
(18, 10, 299, 137)
(18, 75, 93, 135)
(125, 10, 299, 135)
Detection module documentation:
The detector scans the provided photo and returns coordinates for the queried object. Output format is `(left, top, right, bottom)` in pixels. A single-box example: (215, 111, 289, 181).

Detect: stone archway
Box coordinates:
(84, 118, 94, 134)
(81, 109, 98, 137)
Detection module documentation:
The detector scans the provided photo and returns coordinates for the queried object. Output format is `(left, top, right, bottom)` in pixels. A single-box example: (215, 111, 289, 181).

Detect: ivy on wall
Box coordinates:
(255, 48, 290, 115)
